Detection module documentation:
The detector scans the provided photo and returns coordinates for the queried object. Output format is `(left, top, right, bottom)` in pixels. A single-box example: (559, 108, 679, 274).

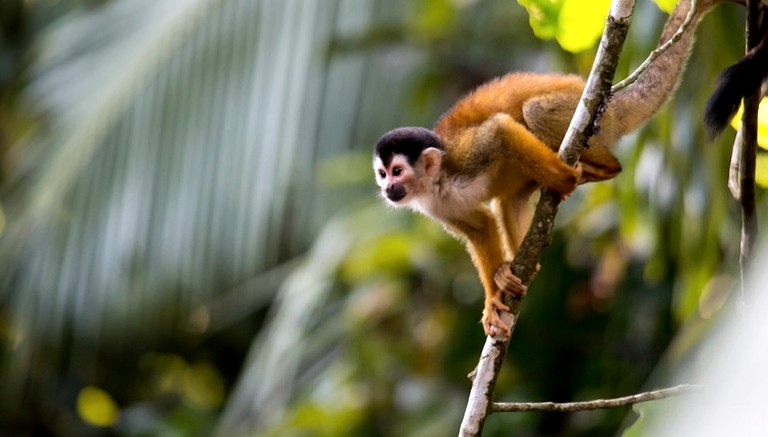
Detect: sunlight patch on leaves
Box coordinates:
(556, 0, 611, 53)
(756, 154, 768, 188)
(77, 386, 120, 427)
(518, 0, 610, 53)
(729, 98, 768, 151)
(652, 0, 678, 13)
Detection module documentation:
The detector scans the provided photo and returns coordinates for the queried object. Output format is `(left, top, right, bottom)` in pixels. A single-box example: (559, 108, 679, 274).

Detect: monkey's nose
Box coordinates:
(386, 185, 406, 202)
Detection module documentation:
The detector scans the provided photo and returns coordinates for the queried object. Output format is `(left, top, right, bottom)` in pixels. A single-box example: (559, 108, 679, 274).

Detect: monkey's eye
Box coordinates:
(392, 167, 402, 176)
(378, 170, 386, 179)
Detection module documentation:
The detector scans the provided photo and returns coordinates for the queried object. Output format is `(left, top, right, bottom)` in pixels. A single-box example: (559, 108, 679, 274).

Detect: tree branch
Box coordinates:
(458, 2, 635, 435)
(492, 384, 701, 413)
(736, 0, 764, 302)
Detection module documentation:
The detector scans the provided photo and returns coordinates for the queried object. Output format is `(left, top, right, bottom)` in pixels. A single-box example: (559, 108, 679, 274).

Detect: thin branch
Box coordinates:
(492, 384, 701, 413)
(458, 2, 635, 435)
(612, 0, 697, 93)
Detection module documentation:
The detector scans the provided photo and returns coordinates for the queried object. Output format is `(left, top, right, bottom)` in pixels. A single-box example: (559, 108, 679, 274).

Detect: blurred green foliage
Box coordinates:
(0, 0, 762, 436)
(518, 0, 564, 40)
(517, 0, 703, 54)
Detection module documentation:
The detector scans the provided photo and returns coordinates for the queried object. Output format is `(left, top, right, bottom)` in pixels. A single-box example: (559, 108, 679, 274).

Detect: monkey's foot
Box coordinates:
(482, 296, 511, 337)
(483, 264, 534, 336)
(493, 262, 528, 298)
(561, 163, 583, 200)
(578, 160, 621, 184)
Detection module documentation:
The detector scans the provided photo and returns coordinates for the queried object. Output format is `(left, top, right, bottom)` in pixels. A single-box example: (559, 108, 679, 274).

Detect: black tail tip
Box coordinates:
(704, 101, 737, 140)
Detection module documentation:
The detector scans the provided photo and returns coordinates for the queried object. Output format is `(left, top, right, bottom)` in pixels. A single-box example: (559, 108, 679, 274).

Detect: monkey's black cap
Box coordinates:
(374, 127, 443, 168)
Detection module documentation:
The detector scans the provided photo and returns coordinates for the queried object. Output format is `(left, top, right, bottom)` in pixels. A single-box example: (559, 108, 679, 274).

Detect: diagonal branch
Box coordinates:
(492, 384, 701, 413)
(458, 1, 636, 435)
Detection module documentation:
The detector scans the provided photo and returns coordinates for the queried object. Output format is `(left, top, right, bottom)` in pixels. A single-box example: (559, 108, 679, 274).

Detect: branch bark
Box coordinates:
(492, 384, 700, 413)
(458, 2, 635, 435)
(735, 0, 763, 301)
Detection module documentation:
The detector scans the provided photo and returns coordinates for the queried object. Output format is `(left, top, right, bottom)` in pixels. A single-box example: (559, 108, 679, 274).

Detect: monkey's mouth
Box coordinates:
(386, 186, 407, 202)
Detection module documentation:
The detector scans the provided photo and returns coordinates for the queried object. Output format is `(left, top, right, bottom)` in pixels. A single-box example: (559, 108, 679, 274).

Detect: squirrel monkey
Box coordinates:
(374, 0, 728, 337)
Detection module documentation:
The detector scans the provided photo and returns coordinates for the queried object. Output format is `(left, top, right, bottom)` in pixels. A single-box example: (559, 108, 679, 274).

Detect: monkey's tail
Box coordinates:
(704, 29, 768, 139)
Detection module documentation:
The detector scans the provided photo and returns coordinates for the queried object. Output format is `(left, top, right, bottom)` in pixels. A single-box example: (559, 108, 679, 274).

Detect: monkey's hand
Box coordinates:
(493, 262, 529, 297)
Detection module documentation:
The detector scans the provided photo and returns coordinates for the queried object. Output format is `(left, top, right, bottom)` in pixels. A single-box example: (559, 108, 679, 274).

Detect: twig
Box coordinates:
(492, 384, 701, 412)
(457, 2, 635, 435)
(612, 0, 697, 93)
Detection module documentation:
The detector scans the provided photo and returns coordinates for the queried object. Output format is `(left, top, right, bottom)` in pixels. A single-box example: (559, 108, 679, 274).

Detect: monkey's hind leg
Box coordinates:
(521, 92, 622, 183)
(492, 194, 535, 300)
(484, 113, 581, 196)
(447, 208, 513, 337)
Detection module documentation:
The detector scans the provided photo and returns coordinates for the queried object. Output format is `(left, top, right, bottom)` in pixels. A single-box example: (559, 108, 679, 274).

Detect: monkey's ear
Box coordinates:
(421, 147, 443, 177)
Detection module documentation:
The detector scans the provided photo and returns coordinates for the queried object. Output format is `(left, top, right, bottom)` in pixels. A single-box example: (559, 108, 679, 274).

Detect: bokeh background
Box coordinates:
(0, 0, 760, 435)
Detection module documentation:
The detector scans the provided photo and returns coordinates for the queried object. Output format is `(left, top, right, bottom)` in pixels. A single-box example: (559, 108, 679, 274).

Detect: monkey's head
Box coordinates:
(373, 127, 444, 206)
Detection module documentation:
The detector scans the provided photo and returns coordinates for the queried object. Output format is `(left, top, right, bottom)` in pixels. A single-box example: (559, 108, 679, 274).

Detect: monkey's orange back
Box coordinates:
(434, 72, 623, 183)
(434, 72, 585, 137)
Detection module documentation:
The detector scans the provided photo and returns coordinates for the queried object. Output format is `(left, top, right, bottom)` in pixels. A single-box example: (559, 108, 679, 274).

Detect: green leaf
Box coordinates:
(519, 0, 611, 53)
(518, 0, 564, 40)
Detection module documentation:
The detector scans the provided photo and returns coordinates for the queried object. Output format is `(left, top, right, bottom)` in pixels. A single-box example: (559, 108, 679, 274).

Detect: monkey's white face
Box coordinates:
(373, 154, 419, 206)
